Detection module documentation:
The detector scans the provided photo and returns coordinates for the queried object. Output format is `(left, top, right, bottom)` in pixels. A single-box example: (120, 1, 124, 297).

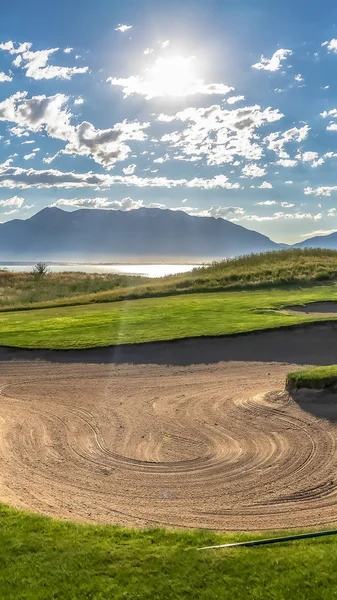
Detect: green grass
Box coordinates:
(287, 365, 337, 390)
(1, 284, 337, 349)
(4, 249, 337, 311)
(2, 504, 337, 599)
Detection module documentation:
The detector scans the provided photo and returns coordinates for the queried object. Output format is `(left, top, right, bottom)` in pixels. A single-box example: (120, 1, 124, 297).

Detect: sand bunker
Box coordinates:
(286, 301, 337, 315)
(1, 342, 337, 531)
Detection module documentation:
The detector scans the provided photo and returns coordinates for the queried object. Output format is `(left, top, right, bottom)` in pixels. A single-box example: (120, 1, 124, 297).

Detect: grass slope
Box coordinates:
(287, 365, 337, 390)
(1, 284, 337, 349)
(3, 249, 337, 311)
(1, 505, 337, 600)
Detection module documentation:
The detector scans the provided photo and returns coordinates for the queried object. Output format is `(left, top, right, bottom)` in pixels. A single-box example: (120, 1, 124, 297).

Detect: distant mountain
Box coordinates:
(0, 207, 280, 261)
(295, 231, 337, 250)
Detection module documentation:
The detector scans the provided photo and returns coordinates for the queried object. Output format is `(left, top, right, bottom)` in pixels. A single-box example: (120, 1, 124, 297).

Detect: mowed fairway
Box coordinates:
(2, 284, 337, 348)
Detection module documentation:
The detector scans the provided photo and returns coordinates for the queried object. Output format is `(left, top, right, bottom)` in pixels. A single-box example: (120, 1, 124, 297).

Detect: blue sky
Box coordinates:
(2, 1, 337, 243)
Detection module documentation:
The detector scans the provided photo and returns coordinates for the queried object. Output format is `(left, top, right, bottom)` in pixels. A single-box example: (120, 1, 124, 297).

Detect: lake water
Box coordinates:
(0, 263, 201, 278)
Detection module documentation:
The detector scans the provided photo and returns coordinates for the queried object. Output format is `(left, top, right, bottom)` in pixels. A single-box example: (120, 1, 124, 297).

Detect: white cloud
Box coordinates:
(153, 154, 169, 163)
(114, 24, 132, 32)
(122, 163, 136, 175)
(327, 122, 337, 131)
(251, 48, 292, 71)
(264, 125, 310, 160)
(227, 95, 245, 104)
(300, 228, 337, 238)
(107, 56, 234, 98)
(258, 181, 273, 189)
(321, 108, 337, 118)
(294, 73, 304, 82)
(280, 201, 295, 208)
(0, 195, 24, 208)
(241, 163, 266, 178)
(0, 71, 12, 82)
(160, 40, 170, 48)
(21, 140, 35, 144)
(255, 200, 277, 205)
(144, 48, 154, 55)
(275, 158, 298, 167)
(64, 47, 73, 54)
(0, 163, 241, 190)
(0, 40, 88, 80)
(322, 39, 337, 53)
(285, 180, 293, 184)
(61, 119, 149, 168)
(0, 91, 150, 168)
(233, 211, 321, 222)
(23, 152, 36, 160)
(51, 196, 142, 210)
(9, 126, 30, 137)
(158, 104, 283, 165)
(74, 97, 84, 105)
(304, 185, 337, 196)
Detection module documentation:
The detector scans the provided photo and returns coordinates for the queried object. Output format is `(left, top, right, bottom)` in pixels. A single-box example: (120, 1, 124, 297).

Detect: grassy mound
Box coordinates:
(1, 284, 337, 349)
(287, 365, 337, 390)
(1, 504, 337, 599)
(3, 248, 337, 311)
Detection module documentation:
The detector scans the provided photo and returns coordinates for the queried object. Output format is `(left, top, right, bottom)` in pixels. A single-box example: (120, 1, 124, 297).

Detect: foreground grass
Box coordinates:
(3, 249, 337, 311)
(1, 505, 337, 599)
(1, 284, 337, 349)
(287, 365, 337, 390)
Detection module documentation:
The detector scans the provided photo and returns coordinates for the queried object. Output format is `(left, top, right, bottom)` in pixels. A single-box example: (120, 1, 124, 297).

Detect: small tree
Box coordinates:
(32, 262, 50, 276)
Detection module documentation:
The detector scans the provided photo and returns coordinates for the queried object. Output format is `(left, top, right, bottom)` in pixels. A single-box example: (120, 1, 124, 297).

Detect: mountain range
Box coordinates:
(0, 206, 334, 261)
(0, 206, 281, 261)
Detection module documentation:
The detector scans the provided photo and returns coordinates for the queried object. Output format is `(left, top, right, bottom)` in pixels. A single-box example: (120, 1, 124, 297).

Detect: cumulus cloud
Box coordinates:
(264, 125, 310, 160)
(251, 48, 292, 71)
(0, 92, 149, 168)
(64, 47, 73, 54)
(296, 151, 324, 168)
(114, 24, 132, 32)
(294, 73, 304, 82)
(61, 119, 149, 168)
(227, 95, 245, 104)
(275, 158, 298, 167)
(157, 104, 283, 165)
(322, 39, 337, 53)
(0, 71, 12, 82)
(0, 195, 25, 208)
(107, 56, 234, 98)
(258, 181, 273, 189)
(255, 200, 277, 206)
(122, 164, 136, 175)
(304, 185, 337, 196)
(241, 163, 266, 178)
(0, 40, 88, 80)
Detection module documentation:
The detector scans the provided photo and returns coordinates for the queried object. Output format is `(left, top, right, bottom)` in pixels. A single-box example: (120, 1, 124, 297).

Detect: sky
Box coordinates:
(2, 1, 337, 243)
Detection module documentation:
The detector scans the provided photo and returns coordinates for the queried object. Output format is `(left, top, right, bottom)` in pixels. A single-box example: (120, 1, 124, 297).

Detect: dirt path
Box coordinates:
(1, 325, 337, 531)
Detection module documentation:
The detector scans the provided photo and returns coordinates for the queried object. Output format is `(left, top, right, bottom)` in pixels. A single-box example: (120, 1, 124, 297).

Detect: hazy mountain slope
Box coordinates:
(295, 232, 337, 250)
(0, 207, 280, 260)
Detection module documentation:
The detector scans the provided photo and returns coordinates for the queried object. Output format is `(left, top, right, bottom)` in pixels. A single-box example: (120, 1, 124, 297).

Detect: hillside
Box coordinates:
(1, 248, 337, 310)
(0, 206, 279, 260)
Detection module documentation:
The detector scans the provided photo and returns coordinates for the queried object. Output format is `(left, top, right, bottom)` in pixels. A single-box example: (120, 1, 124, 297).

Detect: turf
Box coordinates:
(1, 284, 337, 349)
(287, 365, 337, 390)
(1, 504, 337, 600)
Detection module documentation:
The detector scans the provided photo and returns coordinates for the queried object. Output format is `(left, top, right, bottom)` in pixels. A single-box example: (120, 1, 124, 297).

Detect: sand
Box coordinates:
(1, 323, 337, 531)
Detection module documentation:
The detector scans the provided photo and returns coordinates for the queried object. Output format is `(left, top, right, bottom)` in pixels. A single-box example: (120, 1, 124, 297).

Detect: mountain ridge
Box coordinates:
(0, 206, 281, 261)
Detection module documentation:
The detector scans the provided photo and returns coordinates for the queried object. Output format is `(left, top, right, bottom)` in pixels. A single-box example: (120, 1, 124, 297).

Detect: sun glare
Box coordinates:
(147, 56, 196, 96)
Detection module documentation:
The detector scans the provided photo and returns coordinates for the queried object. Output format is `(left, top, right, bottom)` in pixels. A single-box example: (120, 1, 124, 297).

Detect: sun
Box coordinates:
(147, 56, 197, 97)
